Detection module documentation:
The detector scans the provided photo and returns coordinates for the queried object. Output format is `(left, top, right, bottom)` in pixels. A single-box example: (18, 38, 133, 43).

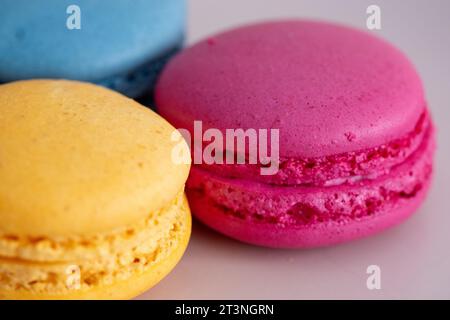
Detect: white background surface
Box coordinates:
(139, 0, 450, 299)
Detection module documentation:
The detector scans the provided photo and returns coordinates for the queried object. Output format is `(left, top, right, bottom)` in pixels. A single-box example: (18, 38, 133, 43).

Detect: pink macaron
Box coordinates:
(155, 20, 435, 248)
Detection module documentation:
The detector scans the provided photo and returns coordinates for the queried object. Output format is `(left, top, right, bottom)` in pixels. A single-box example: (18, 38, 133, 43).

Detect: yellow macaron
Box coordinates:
(0, 80, 191, 299)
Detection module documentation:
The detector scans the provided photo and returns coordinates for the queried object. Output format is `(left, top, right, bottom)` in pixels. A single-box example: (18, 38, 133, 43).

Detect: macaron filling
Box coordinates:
(0, 193, 189, 294)
(196, 110, 430, 186)
(187, 114, 434, 228)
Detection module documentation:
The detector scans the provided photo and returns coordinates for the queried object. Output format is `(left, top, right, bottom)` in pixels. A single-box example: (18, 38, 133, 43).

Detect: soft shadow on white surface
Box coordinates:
(138, 198, 448, 299)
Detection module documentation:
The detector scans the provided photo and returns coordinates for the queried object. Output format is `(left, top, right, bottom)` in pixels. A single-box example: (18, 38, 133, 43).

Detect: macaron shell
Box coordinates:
(188, 179, 429, 248)
(0, 80, 190, 237)
(156, 20, 425, 158)
(187, 120, 434, 248)
(0, 191, 186, 262)
(0, 196, 191, 300)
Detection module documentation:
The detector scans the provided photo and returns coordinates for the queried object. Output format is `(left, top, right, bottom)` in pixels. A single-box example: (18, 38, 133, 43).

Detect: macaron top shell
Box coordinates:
(0, 0, 185, 82)
(156, 20, 425, 158)
(0, 80, 190, 237)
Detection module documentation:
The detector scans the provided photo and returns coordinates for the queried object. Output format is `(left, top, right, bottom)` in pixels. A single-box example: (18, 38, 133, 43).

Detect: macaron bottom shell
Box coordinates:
(0, 196, 191, 300)
(188, 176, 430, 248)
(187, 121, 435, 248)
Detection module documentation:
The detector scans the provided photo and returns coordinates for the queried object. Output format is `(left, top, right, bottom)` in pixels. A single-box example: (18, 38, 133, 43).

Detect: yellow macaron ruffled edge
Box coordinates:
(0, 194, 191, 300)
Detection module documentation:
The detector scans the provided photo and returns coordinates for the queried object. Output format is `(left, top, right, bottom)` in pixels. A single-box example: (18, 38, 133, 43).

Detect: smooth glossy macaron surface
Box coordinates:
(157, 20, 424, 158)
(0, 80, 190, 236)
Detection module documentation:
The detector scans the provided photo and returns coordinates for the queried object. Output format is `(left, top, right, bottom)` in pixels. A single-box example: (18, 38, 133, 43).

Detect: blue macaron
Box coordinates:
(0, 0, 185, 98)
